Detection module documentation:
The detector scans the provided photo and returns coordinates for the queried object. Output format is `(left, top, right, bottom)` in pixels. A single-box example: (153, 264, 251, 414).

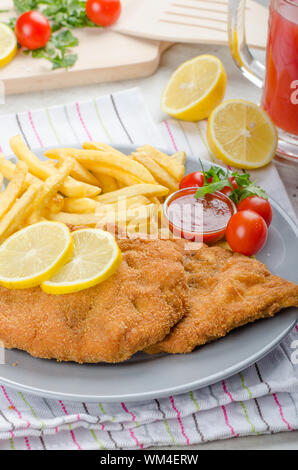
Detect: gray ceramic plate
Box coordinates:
(0, 144, 297, 402)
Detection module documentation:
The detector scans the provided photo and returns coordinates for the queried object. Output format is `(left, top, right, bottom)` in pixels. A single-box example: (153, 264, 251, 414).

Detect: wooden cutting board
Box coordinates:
(0, 0, 267, 95)
(112, 0, 268, 49)
(0, 2, 171, 95)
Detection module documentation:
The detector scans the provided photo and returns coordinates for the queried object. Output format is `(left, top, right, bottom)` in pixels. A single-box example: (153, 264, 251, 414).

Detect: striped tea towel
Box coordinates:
(0, 87, 297, 450)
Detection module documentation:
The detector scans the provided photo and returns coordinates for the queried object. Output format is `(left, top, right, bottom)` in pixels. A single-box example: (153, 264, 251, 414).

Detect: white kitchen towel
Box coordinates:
(0, 87, 297, 450)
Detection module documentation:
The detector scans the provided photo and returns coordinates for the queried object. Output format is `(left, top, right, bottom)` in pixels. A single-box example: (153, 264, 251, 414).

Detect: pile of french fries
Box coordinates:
(0, 136, 186, 242)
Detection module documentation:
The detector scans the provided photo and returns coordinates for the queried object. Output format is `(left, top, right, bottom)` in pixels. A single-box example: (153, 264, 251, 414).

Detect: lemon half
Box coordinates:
(161, 54, 227, 121)
(207, 99, 278, 169)
(0, 23, 17, 68)
(42, 228, 122, 295)
(0, 221, 73, 289)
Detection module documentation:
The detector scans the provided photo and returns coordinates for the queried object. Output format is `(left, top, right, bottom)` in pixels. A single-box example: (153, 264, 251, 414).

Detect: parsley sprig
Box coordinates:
(195, 163, 268, 205)
(6, 0, 101, 70)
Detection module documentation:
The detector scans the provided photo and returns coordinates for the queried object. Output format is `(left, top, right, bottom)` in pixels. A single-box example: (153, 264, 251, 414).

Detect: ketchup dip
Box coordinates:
(164, 187, 236, 243)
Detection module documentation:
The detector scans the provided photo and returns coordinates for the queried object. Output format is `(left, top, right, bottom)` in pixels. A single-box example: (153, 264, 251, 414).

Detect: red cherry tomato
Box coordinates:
(221, 186, 233, 196)
(86, 0, 121, 26)
(226, 210, 268, 256)
(221, 176, 238, 196)
(179, 171, 205, 189)
(237, 196, 272, 227)
(229, 176, 238, 189)
(15, 11, 51, 50)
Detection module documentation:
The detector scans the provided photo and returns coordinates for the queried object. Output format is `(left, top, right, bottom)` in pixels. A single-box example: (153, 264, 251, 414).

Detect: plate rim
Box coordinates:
(0, 143, 297, 402)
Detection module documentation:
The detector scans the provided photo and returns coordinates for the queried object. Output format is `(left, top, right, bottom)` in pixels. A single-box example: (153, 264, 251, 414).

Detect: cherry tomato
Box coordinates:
(226, 210, 268, 256)
(229, 176, 238, 189)
(221, 176, 238, 196)
(237, 196, 272, 227)
(221, 186, 233, 197)
(86, 0, 121, 26)
(179, 171, 205, 189)
(15, 11, 51, 50)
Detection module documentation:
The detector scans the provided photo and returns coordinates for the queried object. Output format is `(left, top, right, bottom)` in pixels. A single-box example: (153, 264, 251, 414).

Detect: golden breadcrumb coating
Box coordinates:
(146, 245, 298, 354)
(0, 239, 188, 363)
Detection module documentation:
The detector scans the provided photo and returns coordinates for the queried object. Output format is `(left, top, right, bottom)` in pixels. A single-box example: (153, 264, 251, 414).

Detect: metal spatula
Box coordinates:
(112, 0, 268, 49)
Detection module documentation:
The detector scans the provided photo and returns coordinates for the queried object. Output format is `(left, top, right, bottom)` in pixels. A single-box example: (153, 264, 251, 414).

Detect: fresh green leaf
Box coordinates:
(13, 0, 39, 14)
(194, 164, 268, 205)
(195, 179, 230, 198)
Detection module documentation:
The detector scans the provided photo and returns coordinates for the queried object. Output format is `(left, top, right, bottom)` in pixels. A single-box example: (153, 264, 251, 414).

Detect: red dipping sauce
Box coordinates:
(164, 187, 236, 243)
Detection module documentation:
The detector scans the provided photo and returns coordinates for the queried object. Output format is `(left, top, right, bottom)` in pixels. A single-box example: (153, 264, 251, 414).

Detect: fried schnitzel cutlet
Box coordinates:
(146, 245, 298, 354)
(0, 238, 297, 363)
(0, 238, 188, 363)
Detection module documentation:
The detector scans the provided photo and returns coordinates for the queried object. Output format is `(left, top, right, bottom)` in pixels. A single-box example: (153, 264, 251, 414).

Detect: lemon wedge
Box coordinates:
(42, 228, 122, 295)
(0, 221, 73, 289)
(207, 99, 278, 169)
(161, 54, 227, 121)
(0, 23, 17, 68)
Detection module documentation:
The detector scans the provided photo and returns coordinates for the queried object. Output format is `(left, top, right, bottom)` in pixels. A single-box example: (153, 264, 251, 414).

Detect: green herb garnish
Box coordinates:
(6, 0, 101, 70)
(195, 165, 268, 205)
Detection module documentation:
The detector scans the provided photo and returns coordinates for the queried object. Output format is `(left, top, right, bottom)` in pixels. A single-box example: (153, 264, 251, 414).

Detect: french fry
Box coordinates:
(50, 203, 155, 228)
(97, 204, 156, 227)
(91, 173, 118, 193)
(0, 155, 40, 187)
(0, 156, 64, 215)
(82, 142, 120, 191)
(44, 151, 100, 186)
(45, 148, 156, 184)
(91, 167, 141, 186)
(49, 212, 103, 227)
(125, 195, 151, 208)
(63, 197, 97, 214)
(95, 184, 168, 204)
(172, 151, 186, 166)
(0, 183, 42, 243)
(132, 152, 178, 192)
(0, 161, 28, 219)
(149, 196, 162, 205)
(96, 196, 151, 217)
(137, 145, 185, 180)
(27, 159, 73, 224)
(83, 141, 128, 158)
(48, 194, 64, 214)
(43, 160, 58, 169)
(10, 136, 101, 198)
(126, 204, 159, 237)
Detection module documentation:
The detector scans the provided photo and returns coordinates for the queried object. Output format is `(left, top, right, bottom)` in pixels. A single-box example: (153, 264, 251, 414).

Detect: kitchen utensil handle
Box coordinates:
(228, 0, 266, 88)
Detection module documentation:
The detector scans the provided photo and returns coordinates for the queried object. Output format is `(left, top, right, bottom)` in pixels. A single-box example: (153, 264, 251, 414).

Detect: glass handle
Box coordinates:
(228, 0, 266, 88)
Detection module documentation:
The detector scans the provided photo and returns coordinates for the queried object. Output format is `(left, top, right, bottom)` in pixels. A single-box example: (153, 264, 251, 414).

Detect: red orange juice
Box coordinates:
(262, 1, 298, 136)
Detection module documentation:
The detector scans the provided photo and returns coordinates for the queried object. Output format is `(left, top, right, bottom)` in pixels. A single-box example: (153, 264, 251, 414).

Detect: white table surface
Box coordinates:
(0, 1, 297, 450)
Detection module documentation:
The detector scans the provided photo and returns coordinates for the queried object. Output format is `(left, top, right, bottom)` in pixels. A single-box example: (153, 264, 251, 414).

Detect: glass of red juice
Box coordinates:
(228, 0, 298, 163)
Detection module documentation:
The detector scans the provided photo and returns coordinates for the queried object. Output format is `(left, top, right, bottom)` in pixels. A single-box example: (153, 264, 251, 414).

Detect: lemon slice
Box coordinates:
(0, 23, 17, 68)
(207, 99, 278, 169)
(42, 228, 122, 295)
(161, 54, 227, 121)
(0, 221, 73, 289)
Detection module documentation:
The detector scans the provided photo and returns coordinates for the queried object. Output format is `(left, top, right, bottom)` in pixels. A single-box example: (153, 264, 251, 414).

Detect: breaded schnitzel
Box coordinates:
(146, 245, 298, 354)
(0, 238, 188, 363)
(0, 238, 297, 362)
